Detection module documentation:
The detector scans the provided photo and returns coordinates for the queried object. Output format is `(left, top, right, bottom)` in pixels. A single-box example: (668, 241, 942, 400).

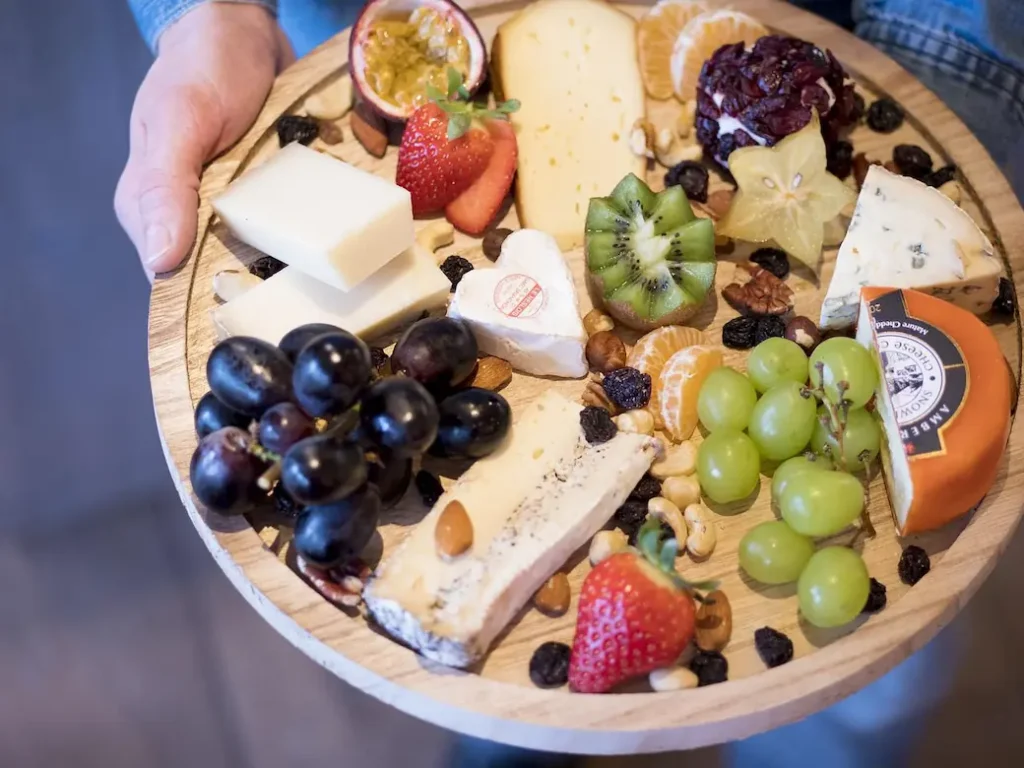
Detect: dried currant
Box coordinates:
(580, 405, 618, 445)
(750, 247, 790, 279)
(414, 470, 444, 507)
(722, 316, 759, 349)
(898, 545, 930, 585)
(602, 368, 652, 411)
(665, 161, 709, 203)
(754, 315, 787, 344)
(629, 474, 663, 502)
(754, 627, 793, 668)
(851, 91, 866, 122)
(892, 144, 933, 180)
(690, 649, 728, 686)
(276, 115, 320, 146)
(272, 484, 302, 521)
(866, 98, 904, 133)
(926, 164, 958, 188)
(248, 255, 286, 280)
(614, 499, 649, 543)
(994, 277, 1016, 316)
(826, 140, 854, 179)
(370, 347, 391, 376)
(439, 255, 474, 291)
(862, 578, 887, 613)
(529, 641, 571, 688)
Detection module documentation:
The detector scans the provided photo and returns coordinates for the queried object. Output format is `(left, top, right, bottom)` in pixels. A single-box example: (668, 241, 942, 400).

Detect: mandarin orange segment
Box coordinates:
(637, 0, 709, 100)
(659, 345, 724, 441)
(670, 10, 769, 100)
(628, 326, 707, 428)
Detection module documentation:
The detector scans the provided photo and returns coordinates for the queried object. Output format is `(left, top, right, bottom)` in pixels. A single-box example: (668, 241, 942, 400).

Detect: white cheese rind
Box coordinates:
(363, 391, 660, 668)
(821, 166, 1001, 329)
(212, 144, 414, 291)
(447, 229, 588, 378)
(212, 247, 450, 344)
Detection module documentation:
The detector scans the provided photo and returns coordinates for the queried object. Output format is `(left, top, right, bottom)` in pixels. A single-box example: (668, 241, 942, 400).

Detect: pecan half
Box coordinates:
(296, 556, 371, 609)
(722, 263, 794, 316)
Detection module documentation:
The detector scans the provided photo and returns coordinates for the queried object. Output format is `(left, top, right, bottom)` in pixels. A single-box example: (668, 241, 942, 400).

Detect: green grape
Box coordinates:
(809, 338, 878, 409)
(779, 470, 865, 537)
(697, 430, 761, 504)
(739, 520, 815, 584)
(811, 406, 881, 469)
(798, 546, 870, 628)
(747, 338, 810, 393)
(748, 381, 817, 461)
(771, 453, 834, 500)
(697, 367, 758, 433)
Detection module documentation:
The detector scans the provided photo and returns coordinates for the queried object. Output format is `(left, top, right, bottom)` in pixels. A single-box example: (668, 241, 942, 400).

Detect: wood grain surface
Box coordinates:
(148, 0, 1024, 754)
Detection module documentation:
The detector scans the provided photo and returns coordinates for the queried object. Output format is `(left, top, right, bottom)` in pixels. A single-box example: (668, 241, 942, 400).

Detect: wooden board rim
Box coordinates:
(148, 0, 1024, 753)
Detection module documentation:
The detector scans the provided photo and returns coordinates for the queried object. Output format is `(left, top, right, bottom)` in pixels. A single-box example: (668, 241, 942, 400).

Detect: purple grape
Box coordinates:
(292, 331, 373, 417)
(189, 427, 265, 515)
(359, 378, 439, 457)
(390, 317, 478, 395)
(278, 323, 342, 363)
(281, 435, 367, 506)
(195, 392, 250, 438)
(293, 486, 382, 568)
(366, 450, 413, 509)
(206, 337, 294, 418)
(258, 402, 315, 454)
(432, 388, 512, 459)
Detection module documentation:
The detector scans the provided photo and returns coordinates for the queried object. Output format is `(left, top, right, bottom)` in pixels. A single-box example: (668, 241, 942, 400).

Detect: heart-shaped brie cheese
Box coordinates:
(448, 229, 587, 378)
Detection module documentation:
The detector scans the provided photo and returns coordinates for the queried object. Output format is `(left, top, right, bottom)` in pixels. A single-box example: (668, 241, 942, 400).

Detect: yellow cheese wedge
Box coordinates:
(492, 0, 646, 248)
(857, 287, 1012, 534)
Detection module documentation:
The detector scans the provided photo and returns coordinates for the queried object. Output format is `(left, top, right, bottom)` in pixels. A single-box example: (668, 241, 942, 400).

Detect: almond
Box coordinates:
(466, 356, 513, 392)
(533, 572, 571, 616)
(350, 103, 388, 158)
(694, 590, 732, 651)
(435, 500, 473, 560)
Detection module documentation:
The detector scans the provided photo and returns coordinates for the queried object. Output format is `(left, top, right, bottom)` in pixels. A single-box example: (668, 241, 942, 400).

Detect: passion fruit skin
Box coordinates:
(349, 0, 488, 122)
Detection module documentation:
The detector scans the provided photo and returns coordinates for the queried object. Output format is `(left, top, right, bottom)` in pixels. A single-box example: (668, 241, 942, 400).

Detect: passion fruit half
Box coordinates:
(350, 0, 487, 122)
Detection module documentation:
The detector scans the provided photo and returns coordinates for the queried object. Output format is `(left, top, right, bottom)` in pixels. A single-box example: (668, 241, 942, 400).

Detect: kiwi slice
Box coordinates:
(585, 174, 716, 330)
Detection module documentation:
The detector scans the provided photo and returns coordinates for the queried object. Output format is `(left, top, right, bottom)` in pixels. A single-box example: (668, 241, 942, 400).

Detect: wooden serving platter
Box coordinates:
(149, 0, 1024, 754)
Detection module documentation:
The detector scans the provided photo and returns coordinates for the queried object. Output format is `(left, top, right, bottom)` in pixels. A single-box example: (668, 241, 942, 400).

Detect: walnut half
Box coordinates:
(722, 263, 794, 316)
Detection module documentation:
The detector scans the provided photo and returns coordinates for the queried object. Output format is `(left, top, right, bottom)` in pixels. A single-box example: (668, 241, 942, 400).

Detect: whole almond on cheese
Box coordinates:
(435, 501, 473, 560)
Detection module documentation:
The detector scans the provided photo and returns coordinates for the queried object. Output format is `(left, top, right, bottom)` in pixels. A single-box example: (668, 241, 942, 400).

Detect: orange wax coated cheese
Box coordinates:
(857, 287, 1012, 535)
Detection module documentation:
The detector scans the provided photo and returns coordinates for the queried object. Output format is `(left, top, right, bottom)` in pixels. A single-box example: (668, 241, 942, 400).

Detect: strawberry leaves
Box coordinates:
(635, 518, 719, 598)
(427, 68, 520, 140)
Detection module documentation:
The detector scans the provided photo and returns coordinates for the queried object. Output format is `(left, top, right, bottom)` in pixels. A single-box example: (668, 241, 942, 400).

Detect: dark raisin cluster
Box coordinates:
(898, 545, 931, 585)
(690, 649, 729, 686)
(529, 642, 571, 688)
(754, 627, 794, 668)
(866, 98, 904, 133)
(276, 115, 320, 146)
(629, 474, 663, 502)
(925, 164, 958, 188)
(754, 315, 787, 344)
(602, 368, 652, 411)
(892, 144, 933, 180)
(665, 161, 709, 203)
(248, 255, 286, 280)
(994, 277, 1016, 316)
(439, 255, 474, 290)
(580, 406, 618, 445)
(862, 577, 887, 613)
(722, 316, 759, 349)
(272, 484, 301, 520)
(750, 247, 790, 279)
(827, 140, 854, 179)
(414, 470, 444, 507)
(613, 499, 648, 542)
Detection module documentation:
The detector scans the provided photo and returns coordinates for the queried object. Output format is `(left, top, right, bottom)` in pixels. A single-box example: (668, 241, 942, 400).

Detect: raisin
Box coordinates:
(580, 405, 618, 445)
(892, 144, 933, 180)
(866, 98, 904, 133)
(690, 649, 728, 686)
(851, 91, 866, 122)
(754, 315, 787, 344)
(629, 474, 662, 502)
(529, 641, 571, 688)
(439, 255, 474, 291)
(602, 368, 652, 411)
(898, 545, 930, 585)
(722, 316, 759, 349)
(926, 164, 958, 188)
(994, 277, 1016, 316)
(826, 140, 854, 179)
(370, 347, 391, 376)
(750, 247, 790, 279)
(862, 578, 887, 613)
(276, 115, 320, 146)
(272, 485, 302, 521)
(665, 161, 709, 203)
(414, 470, 444, 507)
(754, 627, 793, 668)
(248, 255, 286, 280)
(614, 499, 648, 542)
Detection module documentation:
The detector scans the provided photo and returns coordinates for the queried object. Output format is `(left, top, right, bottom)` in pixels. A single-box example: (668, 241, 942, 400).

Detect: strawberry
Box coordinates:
(568, 520, 716, 694)
(396, 69, 519, 217)
(444, 118, 518, 235)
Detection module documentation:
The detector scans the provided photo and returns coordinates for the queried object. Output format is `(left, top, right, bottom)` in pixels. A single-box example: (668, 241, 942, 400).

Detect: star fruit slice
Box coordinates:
(718, 115, 856, 268)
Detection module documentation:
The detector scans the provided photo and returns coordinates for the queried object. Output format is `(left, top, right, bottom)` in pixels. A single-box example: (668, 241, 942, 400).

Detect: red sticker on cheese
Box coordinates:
(493, 274, 545, 319)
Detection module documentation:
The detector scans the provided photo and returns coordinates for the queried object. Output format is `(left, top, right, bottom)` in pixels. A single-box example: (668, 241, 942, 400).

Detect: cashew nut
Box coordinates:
(649, 667, 699, 692)
(656, 140, 703, 168)
(647, 497, 688, 547)
(675, 100, 697, 139)
(661, 475, 701, 510)
(650, 441, 697, 479)
(683, 503, 716, 558)
(415, 220, 456, 254)
(583, 309, 614, 336)
(213, 269, 262, 302)
(614, 409, 655, 435)
(589, 529, 628, 565)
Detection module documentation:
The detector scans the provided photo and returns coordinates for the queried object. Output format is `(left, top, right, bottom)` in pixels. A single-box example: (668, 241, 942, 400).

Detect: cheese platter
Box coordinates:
(149, 0, 1024, 754)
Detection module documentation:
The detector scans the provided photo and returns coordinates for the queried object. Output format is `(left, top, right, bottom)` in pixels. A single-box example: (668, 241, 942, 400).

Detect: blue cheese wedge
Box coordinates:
(363, 390, 661, 668)
(820, 166, 1001, 330)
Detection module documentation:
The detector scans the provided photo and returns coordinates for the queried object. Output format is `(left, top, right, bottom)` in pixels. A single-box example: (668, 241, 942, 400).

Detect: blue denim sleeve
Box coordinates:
(128, 0, 278, 51)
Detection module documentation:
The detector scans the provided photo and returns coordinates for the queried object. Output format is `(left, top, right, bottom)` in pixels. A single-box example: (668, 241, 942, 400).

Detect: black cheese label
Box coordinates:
(868, 290, 968, 457)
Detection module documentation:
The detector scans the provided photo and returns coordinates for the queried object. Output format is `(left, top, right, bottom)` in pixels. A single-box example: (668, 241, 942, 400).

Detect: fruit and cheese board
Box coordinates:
(149, 0, 1024, 754)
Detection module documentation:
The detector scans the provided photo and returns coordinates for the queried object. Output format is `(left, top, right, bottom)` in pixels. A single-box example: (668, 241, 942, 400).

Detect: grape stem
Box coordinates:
(858, 451, 876, 538)
(249, 442, 281, 464)
(257, 461, 282, 491)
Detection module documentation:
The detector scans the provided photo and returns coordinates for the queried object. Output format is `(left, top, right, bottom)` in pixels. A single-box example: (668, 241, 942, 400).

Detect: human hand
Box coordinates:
(115, 3, 294, 276)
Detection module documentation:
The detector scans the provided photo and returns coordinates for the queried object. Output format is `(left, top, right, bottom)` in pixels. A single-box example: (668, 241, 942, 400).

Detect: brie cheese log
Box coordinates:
(447, 229, 588, 378)
(363, 390, 660, 668)
(821, 166, 1001, 329)
(212, 144, 414, 291)
(212, 246, 450, 343)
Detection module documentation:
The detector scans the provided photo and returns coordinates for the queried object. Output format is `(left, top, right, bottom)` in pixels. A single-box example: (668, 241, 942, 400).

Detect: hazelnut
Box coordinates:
(482, 228, 513, 260)
(583, 309, 615, 336)
(784, 316, 822, 353)
(585, 331, 627, 373)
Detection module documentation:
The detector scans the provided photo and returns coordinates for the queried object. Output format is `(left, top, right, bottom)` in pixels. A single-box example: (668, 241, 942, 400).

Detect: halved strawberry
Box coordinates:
(444, 118, 518, 235)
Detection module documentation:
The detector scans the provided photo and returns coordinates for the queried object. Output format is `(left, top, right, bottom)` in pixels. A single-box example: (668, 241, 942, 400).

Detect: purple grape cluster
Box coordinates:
(696, 35, 861, 166)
